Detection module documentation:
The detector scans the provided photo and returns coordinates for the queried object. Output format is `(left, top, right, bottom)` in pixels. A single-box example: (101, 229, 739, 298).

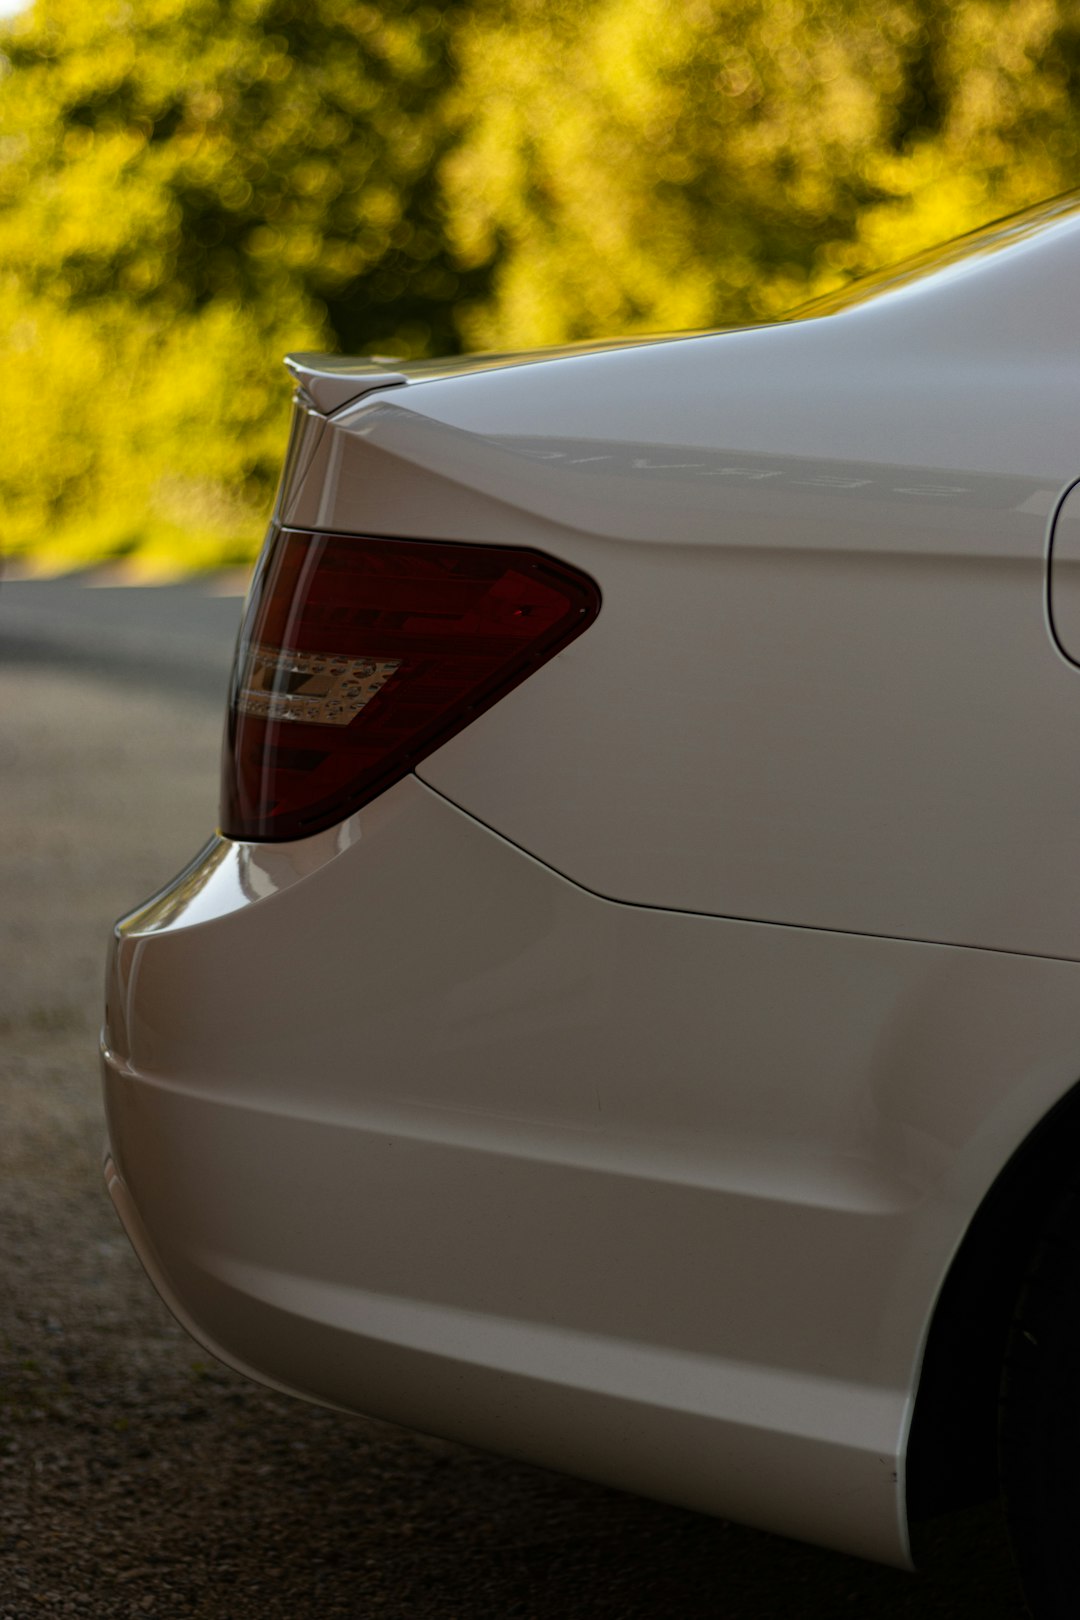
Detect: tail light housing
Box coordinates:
(221, 528, 601, 841)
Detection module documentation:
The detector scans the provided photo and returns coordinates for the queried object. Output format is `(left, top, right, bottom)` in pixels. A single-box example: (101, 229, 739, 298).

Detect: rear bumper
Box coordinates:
(104, 1148, 325, 1407)
(101, 1038, 910, 1565)
(101, 772, 998, 1567)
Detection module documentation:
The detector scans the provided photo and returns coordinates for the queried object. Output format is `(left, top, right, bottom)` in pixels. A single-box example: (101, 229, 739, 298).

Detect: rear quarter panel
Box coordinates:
(283, 240, 1080, 958)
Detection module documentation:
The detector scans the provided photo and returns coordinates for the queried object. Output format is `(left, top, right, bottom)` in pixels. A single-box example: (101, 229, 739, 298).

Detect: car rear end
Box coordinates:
(103, 256, 1080, 1575)
(102, 345, 915, 1564)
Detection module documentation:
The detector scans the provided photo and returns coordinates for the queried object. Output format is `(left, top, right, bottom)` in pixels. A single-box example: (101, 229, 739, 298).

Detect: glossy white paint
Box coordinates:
(281, 207, 1080, 957)
(103, 776, 1080, 1566)
(102, 195, 1080, 1572)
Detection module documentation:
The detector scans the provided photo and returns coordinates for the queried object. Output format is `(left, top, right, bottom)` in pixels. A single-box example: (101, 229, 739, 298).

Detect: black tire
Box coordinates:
(1000, 1179, 1080, 1618)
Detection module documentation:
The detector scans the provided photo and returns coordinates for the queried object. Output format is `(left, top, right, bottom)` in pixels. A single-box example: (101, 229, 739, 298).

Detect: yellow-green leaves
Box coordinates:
(446, 0, 1080, 346)
(2, 0, 1080, 570)
(0, 0, 457, 569)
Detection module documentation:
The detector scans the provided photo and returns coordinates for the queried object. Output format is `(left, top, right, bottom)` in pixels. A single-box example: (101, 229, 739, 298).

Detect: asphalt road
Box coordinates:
(0, 572, 248, 704)
(0, 576, 1030, 1617)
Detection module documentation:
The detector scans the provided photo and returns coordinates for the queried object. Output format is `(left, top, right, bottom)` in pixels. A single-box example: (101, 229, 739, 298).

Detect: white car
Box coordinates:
(103, 193, 1080, 1617)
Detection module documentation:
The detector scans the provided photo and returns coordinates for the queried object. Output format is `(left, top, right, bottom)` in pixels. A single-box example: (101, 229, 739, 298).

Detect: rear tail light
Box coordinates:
(221, 528, 601, 841)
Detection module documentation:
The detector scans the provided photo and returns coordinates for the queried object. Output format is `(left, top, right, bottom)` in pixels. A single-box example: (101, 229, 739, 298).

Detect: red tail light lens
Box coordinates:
(221, 528, 601, 841)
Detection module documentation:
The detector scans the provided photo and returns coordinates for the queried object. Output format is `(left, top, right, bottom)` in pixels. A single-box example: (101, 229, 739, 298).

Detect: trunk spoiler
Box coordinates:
(284, 353, 408, 415)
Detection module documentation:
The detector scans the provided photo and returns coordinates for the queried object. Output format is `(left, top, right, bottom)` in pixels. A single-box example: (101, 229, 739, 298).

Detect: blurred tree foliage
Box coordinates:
(1, 0, 1079, 569)
(445, 0, 1080, 345)
(0, 0, 468, 568)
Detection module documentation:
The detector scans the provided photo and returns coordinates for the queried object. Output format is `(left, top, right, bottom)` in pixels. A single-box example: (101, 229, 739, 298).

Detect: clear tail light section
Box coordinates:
(221, 527, 601, 841)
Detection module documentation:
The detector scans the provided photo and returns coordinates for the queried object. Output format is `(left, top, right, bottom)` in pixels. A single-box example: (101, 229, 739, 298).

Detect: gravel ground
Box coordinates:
(0, 658, 1031, 1618)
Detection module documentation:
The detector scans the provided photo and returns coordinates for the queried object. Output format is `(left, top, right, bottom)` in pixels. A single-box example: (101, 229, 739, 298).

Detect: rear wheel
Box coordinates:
(1000, 1180, 1080, 1617)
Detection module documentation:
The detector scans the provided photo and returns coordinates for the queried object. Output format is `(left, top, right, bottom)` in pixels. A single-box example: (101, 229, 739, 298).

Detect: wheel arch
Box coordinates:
(906, 1076, 1080, 1527)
